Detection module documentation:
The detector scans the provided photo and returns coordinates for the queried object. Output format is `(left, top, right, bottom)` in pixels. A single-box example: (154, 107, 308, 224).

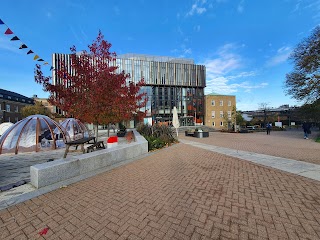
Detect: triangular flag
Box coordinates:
(0, 19, 4, 24)
(34, 55, 39, 60)
(50, 66, 54, 71)
(37, 59, 44, 61)
(10, 36, 20, 41)
(44, 62, 49, 65)
(27, 50, 34, 54)
(19, 44, 28, 49)
(5, 28, 13, 35)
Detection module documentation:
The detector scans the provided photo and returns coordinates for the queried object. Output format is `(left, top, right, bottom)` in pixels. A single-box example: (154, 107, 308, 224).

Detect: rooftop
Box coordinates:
(117, 53, 195, 64)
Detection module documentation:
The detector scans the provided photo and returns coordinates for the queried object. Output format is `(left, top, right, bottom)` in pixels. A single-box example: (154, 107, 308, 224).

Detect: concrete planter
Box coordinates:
(107, 142, 118, 148)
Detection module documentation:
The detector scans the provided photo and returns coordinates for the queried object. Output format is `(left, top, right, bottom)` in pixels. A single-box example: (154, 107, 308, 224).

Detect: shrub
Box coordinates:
(137, 123, 177, 151)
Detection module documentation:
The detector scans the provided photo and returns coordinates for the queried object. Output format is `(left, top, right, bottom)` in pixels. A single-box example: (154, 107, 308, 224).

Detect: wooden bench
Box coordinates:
(63, 137, 96, 158)
(86, 141, 105, 153)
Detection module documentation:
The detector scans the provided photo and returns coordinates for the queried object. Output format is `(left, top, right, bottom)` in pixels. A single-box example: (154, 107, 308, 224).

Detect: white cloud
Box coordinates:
(228, 71, 257, 80)
(186, 0, 207, 16)
(184, 48, 192, 54)
(291, 0, 320, 20)
(202, 43, 243, 74)
(205, 76, 267, 95)
(237, 0, 245, 13)
(202, 43, 267, 96)
(0, 37, 20, 53)
(194, 25, 201, 32)
(266, 46, 292, 67)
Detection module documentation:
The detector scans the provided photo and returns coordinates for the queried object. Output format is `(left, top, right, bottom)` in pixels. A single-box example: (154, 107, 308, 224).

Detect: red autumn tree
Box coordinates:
(35, 30, 147, 139)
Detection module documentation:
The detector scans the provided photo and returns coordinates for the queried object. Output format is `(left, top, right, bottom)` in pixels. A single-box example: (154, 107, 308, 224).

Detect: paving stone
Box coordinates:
(0, 129, 319, 239)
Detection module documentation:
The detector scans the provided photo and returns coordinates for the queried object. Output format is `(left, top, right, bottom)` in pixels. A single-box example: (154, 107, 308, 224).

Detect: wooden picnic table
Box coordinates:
(63, 136, 96, 158)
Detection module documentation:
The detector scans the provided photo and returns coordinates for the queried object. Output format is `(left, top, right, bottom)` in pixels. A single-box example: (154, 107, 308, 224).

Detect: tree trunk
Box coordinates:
(94, 124, 99, 141)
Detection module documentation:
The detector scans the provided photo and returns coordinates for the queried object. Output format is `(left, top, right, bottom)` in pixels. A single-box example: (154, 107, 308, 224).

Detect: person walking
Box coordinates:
(266, 122, 271, 135)
(302, 121, 311, 139)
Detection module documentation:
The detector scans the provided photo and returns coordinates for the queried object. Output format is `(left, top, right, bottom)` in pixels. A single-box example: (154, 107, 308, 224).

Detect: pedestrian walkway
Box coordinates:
(1, 130, 320, 239)
(180, 139, 320, 181)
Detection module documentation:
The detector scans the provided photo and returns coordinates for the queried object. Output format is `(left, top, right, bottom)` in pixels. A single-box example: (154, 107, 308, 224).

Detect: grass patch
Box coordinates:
(315, 137, 320, 143)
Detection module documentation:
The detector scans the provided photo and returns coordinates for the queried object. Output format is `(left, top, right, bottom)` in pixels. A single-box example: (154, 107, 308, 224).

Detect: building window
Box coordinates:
(211, 111, 215, 118)
(8, 96, 11, 99)
(220, 121, 223, 126)
(0, 94, 3, 97)
(15, 117, 18, 122)
(6, 104, 10, 112)
(219, 100, 223, 106)
(212, 122, 215, 126)
(22, 99, 25, 102)
(211, 100, 215, 106)
(220, 111, 223, 118)
(228, 111, 231, 119)
(15, 106, 19, 112)
(228, 100, 231, 106)
(8, 117, 11, 122)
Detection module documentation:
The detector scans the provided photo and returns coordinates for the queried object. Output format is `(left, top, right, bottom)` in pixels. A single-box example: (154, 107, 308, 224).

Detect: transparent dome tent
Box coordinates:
(0, 115, 69, 155)
(59, 118, 90, 141)
(0, 122, 14, 136)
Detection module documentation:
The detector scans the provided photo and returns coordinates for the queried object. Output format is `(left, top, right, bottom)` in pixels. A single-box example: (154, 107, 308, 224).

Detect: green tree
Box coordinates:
(297, 100, 320, 127)
(285, 26, 320, 103)
(21, 101, 51, 118)
(236, 111, 245, 127)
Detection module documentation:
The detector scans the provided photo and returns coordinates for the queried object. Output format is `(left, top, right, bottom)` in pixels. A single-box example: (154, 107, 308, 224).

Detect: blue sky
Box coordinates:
(0, 0, 319, 111)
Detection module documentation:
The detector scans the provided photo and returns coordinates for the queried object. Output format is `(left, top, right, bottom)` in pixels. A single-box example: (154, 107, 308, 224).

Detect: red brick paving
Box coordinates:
(1, 135, 320, 239)
(179, 130, 320, 164)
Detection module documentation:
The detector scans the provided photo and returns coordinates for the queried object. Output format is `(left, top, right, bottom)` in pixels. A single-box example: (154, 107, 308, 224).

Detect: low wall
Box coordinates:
(30, 130, 148, 189)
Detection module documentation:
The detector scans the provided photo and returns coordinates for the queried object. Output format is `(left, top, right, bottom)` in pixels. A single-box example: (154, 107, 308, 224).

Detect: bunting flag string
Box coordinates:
(0, 18, 54, 70)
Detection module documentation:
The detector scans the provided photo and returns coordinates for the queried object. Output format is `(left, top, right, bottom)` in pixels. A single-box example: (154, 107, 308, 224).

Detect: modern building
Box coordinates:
(0, 89, 34, 123)
(52, 53, 206, 127)
(204, 93, 236, 130)
(242, 104, 301, 127)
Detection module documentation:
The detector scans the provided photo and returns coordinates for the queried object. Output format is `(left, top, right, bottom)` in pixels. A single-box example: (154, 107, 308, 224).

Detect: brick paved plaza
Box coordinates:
(0, 130, 320, 239)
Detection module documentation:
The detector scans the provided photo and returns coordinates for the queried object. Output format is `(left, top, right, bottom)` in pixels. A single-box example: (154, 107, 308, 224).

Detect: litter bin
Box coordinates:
(198, 131, 203, 138)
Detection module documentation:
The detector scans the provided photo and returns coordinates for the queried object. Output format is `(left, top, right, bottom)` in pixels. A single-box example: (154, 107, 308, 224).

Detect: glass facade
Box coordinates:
(114, 54, 206, 126)
(52, 53, 206, 126)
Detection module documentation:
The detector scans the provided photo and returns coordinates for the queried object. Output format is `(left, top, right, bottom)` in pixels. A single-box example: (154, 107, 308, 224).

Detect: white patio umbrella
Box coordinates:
(172, 106, 180, 137)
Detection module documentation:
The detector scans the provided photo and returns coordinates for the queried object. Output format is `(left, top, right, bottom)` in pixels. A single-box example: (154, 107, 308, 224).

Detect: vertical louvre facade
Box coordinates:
(52, 53, 206, 126)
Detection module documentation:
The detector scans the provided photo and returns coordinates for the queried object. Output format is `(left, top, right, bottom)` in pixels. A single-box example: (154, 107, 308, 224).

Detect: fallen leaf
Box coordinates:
(39, 227, 49, 236)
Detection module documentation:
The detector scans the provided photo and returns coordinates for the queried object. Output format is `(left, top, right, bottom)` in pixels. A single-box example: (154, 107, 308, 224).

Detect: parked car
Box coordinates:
(246, 126, 256, 130)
